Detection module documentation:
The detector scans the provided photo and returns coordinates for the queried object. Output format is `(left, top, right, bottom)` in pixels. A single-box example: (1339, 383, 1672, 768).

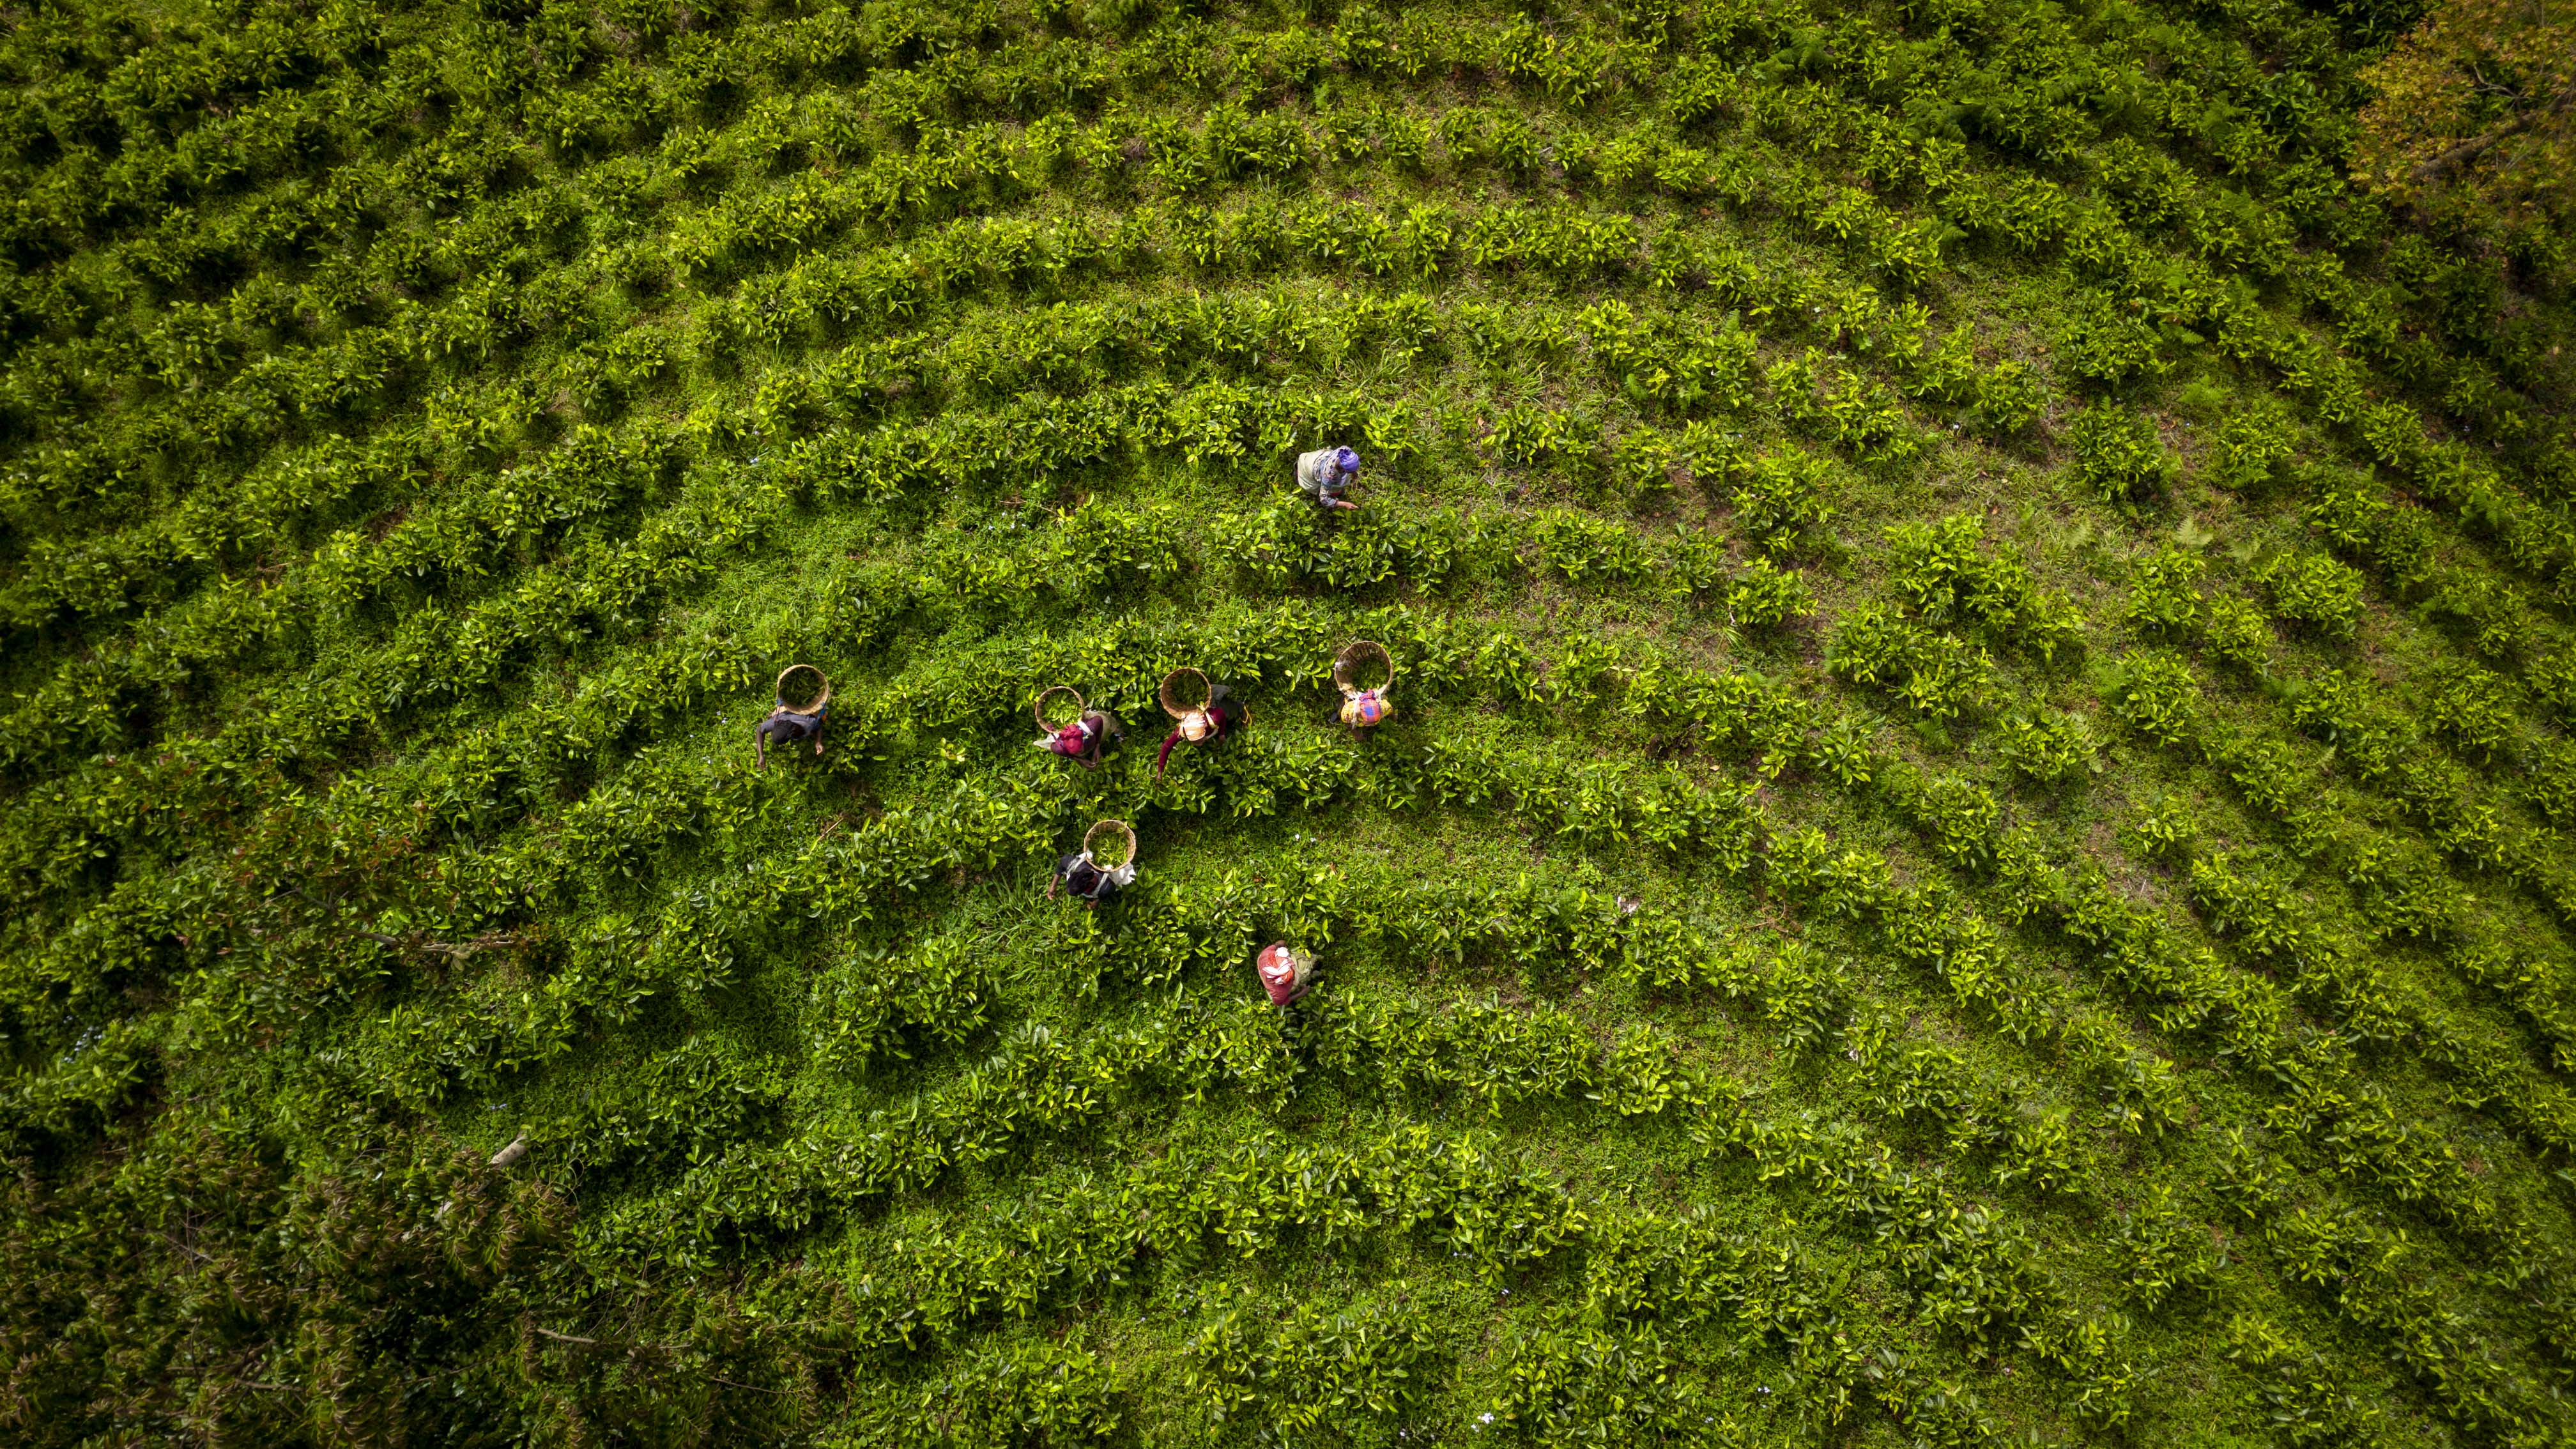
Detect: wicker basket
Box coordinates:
(776, 664, 831, 714)
(1158, 668, 1211, 719)
(1332, 641, 1393, 694)
(1084, 818, 1138, 870)
(1034, 686, 1087, 732)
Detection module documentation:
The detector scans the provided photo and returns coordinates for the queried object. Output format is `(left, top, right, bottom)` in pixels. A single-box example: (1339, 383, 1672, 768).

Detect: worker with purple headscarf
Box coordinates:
(1295, 445, 1363, 511)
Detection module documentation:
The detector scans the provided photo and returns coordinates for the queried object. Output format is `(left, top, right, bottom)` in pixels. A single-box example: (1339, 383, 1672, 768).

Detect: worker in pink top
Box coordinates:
(1257, 943, 1315, 1006)
(1036, 708, 1121, 770)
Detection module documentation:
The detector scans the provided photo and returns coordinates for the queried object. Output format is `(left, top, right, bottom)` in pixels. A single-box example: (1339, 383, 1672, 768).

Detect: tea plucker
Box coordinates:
(1256, 942, 1316, 1006)
(1333, 641, 1396, 730)
(1295, 445, 1363, 511)
(1049, 820, 1138, 908)
(1153, 668, 1246, 780)
(1033, 687, 1123, 771)
(755, 665, 831, 769)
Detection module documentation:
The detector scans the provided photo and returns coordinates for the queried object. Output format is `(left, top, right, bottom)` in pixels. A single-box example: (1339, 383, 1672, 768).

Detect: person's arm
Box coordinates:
(755, 719, 770, 770)
(1155, 728, 1183, 779)
(813, 714, 826, 756)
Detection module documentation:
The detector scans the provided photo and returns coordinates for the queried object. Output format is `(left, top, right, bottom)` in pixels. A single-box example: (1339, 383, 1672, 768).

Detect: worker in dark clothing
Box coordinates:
(756, 666, 830, 769)
(1048, 822, 1138, 908)
(1050, 848, 1133, 905)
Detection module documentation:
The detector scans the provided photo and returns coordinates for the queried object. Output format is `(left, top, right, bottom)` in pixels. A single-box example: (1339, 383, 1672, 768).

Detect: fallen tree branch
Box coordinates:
(2411, 77, 2576, 183)
(528, 1328, 781, 1395)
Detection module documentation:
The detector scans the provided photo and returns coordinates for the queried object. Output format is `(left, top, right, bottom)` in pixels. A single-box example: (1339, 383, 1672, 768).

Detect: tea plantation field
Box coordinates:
(4, 0, 2575, 1441)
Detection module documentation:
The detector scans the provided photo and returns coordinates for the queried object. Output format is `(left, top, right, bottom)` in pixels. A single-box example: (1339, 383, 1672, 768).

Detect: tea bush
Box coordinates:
(1994, 709, 2100, 783)
(2055, 293, 2172, 394)
(1724, 555, 1816, 629)
(2202, 592, 2275, 670)
(2261, 551, 2368, 637)
(2068, 402, 2180, 503)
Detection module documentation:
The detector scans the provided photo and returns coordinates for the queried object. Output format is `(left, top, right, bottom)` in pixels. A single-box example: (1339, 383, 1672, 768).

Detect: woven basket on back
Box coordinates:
(1034, 686, 1087, 732)
(1158, 668, 1210, 719)
(1332, 641, 1392, 694)
(1084, 819, 1138, 870)
(776, 665, 831, 714)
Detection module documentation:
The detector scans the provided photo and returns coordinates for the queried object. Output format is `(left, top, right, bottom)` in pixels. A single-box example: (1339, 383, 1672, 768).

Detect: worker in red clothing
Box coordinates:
(1037, 708, 1123, 770)
(1257, 943, 1315, 1006)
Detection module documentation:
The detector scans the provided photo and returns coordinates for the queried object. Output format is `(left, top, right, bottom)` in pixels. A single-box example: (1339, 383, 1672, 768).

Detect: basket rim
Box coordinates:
(776, 664, 832, 714)
(1083, 818, 1138, 868)
(1034, 685, 1087, 731)
(1333, 640, 1393, 694)
(1159, 667, 1211, 719)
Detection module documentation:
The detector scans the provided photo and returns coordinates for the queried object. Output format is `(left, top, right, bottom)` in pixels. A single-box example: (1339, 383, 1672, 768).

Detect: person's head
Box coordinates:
(1334, 446, 1360, 475)
(1180, 709, 1216, 742)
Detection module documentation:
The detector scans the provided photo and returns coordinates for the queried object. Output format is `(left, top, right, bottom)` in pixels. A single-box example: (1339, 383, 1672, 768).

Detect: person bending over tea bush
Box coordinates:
(1257, 943, 1317, 1005)
(1050, 822, 1138, 908)
(755, 667, 830, 769)
(1296, 445, 1364, 510)
(1038, 707, 1124, 770)
(1154, 671, 1247, 780)
(1050, 850, 1132, 906)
